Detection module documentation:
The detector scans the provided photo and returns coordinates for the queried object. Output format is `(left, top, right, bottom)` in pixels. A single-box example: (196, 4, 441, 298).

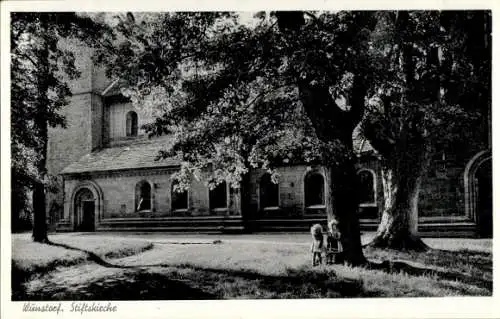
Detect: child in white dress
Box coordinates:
(310, 224, 324, 266)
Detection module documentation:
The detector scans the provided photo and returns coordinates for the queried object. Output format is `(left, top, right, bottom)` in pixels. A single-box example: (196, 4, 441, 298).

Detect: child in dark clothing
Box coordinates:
(325, 219, 342, 265)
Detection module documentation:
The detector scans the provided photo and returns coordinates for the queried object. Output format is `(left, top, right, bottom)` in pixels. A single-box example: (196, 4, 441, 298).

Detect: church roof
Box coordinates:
(62, 134, 374, 176)
(61, 137, 180, 175)
(61, 122, 374, 175)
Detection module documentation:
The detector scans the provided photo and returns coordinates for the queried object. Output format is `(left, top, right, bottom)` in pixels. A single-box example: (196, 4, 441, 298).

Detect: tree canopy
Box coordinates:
(11, 12, 112, 238)
(98, 12, 378, 189)
(102, 11, 491, 179)
(361, 11, 490, 161)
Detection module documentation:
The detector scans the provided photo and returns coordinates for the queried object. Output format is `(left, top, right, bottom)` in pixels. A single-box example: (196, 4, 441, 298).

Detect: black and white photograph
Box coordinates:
(1, 1, 496, 318)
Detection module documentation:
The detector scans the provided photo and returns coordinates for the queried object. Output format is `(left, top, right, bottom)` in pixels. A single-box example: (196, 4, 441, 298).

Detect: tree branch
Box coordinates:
(346, 74, 368, 129)
(297, 79, 355, 144)
(243, 83, 292, 109)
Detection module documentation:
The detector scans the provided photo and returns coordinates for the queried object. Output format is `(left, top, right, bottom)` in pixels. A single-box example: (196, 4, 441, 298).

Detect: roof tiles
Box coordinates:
(61, 137, 179, 174)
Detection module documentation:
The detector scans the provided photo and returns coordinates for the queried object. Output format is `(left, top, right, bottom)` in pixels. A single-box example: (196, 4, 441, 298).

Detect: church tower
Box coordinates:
(46, 38, 108, 227)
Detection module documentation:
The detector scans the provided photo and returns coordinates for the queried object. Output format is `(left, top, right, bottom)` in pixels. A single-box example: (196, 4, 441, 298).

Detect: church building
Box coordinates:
(46, 39, 492, 237)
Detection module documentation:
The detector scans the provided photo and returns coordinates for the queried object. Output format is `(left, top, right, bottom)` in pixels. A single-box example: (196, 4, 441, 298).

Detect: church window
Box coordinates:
(259, 173, 279, 209)
(126, 111, 138, 137)
(209, 181, 227, 210)
(304, 172, 325, 207)
(171, 182, 188, 211)
(136, 181, 152, 211)
(358, 169, 376, 206)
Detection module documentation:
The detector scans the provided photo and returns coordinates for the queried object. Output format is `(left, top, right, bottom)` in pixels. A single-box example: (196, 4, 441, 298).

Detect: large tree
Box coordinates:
(100, 10, 489, 258)
(11, 13, 111, 241)
(360, 11, 491, 249)
(99, 11, 378, 265)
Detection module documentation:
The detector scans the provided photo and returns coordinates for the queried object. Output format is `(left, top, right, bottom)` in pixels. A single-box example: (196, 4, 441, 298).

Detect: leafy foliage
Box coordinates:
(10, 13, 112, 231)
(98, 12, 378, 190)
(360, 11, 490, 160)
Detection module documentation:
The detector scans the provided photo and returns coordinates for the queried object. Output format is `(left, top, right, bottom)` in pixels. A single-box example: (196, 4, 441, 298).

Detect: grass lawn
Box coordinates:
(12, 234, 492, 300)
(112, 239, 491, 298)
(12, 234, 153, 273)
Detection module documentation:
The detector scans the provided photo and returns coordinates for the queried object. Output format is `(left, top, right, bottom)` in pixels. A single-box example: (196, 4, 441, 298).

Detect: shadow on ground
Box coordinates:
(16, 266, 365, 300)
(365, 247, 493, 292)
(368, 259, 492, 292)
(18, 270, 218, 300)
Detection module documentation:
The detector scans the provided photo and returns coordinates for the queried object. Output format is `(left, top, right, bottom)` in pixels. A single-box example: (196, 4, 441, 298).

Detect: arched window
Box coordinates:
(171, 182, 188, 211)
(304, 172, 325, 207)
(209, 181, 227, 210)
(126, 111, 138, 137)
(135, 181, 151, 211)
(260, 173, 279, 209)
(358, 169, 376, 206)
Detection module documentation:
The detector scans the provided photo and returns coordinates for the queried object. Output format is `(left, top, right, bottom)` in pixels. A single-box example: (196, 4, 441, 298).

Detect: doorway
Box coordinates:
(75, 188, 95, 231)
(476, 159, 492, 238)
(465, 150, 492, 238)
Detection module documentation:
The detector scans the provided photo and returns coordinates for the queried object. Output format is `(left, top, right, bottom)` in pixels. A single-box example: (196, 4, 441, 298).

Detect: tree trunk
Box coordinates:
(296, 79, 368, 265)
(365, 12, 436, 251)
(273, 11, 371, 264)
(32, 181, 48, 242)
(369, 143, 429, 251)
(32, 116, 49, 242)
(328, 158, 366, 265)
(296, 97, 367, 263)
(240, 173, 253, 232)
(32, 24, 49, 243)
(11, 183, 23, 233)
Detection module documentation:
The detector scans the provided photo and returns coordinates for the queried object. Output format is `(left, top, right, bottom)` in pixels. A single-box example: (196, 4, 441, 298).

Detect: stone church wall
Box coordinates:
(420, 158, 465, 219)
(354, 154, 470, 222)
(247, 165, 325, 219)
(63, 167, 244, 227)
(108, 102, 155, 142)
